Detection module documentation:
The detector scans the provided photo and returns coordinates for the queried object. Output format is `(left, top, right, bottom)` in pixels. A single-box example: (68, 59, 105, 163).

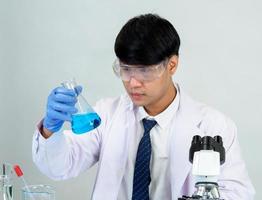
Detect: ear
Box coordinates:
(167, 55, 179, 75)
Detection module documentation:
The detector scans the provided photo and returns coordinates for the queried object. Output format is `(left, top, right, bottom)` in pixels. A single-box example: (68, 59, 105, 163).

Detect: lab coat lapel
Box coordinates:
(170, 88, 203, 199)
(92, 95, 135, 200)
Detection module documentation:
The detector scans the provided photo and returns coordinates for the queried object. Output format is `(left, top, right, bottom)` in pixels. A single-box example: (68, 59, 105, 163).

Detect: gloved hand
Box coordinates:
(43, 86, 82, 133)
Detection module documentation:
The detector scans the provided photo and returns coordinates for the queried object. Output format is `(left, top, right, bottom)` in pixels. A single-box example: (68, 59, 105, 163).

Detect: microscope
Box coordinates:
(179, 135, 225, 200)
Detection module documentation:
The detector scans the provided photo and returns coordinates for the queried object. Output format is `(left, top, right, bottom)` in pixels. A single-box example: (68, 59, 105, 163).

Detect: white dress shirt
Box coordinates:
(117, 85, 180, 200)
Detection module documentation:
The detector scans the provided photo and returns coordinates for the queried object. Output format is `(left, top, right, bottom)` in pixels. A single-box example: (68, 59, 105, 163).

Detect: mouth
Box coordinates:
(130, 92, 145, 100)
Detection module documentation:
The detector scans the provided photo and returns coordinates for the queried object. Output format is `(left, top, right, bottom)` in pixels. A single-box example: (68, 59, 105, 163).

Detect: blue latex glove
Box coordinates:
(43, 86, 82, 133)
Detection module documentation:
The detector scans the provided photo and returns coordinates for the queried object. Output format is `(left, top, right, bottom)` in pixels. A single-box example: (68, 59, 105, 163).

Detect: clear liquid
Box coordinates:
(71, 112, 101, 134)
(22, 191, 54, 200)
(0, 185, 13, 200)
(22, 192, 54, 200)
(22, 184, 55, 200)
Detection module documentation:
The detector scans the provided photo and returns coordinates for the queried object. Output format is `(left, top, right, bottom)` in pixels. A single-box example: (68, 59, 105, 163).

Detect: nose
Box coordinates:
(129, 76, 143, 88)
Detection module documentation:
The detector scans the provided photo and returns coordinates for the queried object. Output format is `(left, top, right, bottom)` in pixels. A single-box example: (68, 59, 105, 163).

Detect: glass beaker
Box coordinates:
(22, 185, 55, 200)
(0, 163, 13, 200)
(61, 78, 101, 134)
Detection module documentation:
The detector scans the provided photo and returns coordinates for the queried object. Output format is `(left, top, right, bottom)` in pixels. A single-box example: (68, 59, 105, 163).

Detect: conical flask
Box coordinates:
(61, 79, 101, 134)
(0, 163, 13, 200)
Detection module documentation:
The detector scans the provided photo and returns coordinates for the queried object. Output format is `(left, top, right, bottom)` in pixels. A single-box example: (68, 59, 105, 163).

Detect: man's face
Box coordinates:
(122, 56, 178, 108)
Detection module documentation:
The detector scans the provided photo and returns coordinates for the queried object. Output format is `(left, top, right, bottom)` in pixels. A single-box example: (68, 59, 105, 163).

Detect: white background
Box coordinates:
(0, 0, 261, 199)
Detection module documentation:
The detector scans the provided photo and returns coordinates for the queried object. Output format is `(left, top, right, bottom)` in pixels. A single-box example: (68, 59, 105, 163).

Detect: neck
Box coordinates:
(144, 83, 177, 116)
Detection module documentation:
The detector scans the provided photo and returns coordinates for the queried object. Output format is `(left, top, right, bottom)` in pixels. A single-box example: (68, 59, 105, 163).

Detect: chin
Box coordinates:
(127, 94, 142, 105)
(130, 97, 149, 107)
(131, 99, 145, 106)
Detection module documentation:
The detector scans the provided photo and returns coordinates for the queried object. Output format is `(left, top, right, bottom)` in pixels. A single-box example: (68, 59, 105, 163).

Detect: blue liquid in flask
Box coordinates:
(71, 112, 101, 134)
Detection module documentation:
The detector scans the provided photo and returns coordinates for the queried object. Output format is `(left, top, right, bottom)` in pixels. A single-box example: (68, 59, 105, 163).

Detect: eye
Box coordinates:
(121, 67, 130, 72)
(140, 67, 154, 73)
(140, 68, 148, 73)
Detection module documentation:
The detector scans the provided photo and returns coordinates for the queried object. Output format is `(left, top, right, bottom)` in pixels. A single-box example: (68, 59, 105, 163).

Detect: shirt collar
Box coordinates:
(135, 83, 180, 129)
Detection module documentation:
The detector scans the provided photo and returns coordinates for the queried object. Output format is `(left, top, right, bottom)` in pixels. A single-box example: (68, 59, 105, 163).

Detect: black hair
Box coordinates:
(114, 13, 180, 65)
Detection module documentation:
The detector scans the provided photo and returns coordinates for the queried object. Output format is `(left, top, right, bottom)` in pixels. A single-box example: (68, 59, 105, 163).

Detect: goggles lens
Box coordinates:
(113, 59, 167, 82)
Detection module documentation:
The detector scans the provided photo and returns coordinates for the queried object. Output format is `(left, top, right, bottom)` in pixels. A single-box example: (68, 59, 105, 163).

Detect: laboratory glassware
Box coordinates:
(61, 78, 101, 134)
(22, 185, 55, 200)
(0, 163, 13, 200)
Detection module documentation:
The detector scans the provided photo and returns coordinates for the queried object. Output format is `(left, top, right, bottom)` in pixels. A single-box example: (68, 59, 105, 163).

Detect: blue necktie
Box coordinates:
(132, 118, 157, 200)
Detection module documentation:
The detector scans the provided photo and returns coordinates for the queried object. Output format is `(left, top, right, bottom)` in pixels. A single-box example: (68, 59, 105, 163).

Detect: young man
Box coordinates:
(32, 14, 255, 200)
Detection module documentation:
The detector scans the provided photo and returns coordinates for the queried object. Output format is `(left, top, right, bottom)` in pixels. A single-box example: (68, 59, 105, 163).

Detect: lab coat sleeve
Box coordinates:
(218, 118, 255, 200)
(200, 107, 255, 200)
(32, 99, 107, 180)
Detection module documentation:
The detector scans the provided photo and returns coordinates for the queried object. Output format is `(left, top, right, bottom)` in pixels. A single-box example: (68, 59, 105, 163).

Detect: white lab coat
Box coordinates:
(32, 84, 255, 200)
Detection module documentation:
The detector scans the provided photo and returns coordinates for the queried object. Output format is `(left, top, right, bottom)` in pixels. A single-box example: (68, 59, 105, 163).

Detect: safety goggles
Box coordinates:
(112, 58, 168, 82)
